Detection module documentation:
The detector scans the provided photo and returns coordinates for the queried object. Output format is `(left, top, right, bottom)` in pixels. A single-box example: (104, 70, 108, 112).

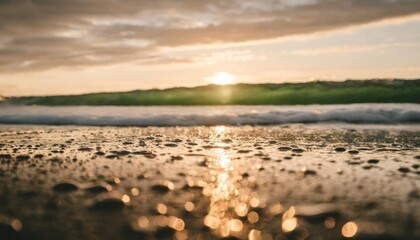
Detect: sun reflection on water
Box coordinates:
(202, 125, 261, 238)
(189, 126, 359, 239)
(214, 125, 226, 135)
(214, 148, 231, 170)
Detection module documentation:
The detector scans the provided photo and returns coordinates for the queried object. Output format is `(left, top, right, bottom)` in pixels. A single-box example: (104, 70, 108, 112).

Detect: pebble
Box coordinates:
(302, 169, 317, 176)
(334, 147, 346, 152)
(16, 155, 30, 161)
(182, 184, 203, 191)
(132, 151, 157, 158)
(171, 155, 183, 161)
(85, 185, 112, 194)
(348, 160, 363, 165)
(164, 143, 178, 147)
(278, 146, 292, 151)
(367, 159, 380, 164)
(237, 150, 251, 153)
(348, 150, 359, 154)
(150, 184, 171, 193)
(112, 150, 131, 156)
(398, 167, 410, 173)
(78, 147, 92, 152)
(95, 151, 105, 156)
(0, 154, 12, 159)
(292, 148, 304, 153)
(91, 198, 126, 211)
(53, 182, 79, 192)
(49, 157, 62, 163)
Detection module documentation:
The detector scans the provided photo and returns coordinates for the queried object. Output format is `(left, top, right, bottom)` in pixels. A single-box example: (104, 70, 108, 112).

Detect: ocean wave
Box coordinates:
(0, 104, 419, 126)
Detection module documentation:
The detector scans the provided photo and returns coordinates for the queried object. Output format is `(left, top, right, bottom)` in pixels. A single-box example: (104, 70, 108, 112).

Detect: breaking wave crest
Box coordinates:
(0, 104, 419, 126)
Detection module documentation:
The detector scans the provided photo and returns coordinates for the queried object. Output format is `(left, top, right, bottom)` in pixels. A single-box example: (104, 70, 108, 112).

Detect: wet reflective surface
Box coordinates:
(0, 124, 419, 239)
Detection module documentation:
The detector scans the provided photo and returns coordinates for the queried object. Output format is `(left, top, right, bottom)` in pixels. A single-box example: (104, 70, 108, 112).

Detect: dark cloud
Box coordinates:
(0, 0, 419, 72)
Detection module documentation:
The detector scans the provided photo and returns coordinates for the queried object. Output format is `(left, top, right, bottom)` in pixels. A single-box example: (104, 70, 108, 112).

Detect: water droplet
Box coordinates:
(342, 221, 357, 238)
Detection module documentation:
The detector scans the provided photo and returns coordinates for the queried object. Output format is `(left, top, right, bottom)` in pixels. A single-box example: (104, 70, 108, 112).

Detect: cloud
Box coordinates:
(185, 50, 265, 64)
(290, 43, 418, 55)
(1, 0, 420, 73)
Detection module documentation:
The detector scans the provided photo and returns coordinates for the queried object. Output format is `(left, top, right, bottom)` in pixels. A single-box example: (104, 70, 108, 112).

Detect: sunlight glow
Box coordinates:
(214, 126, 226, 135)
(208, 72, 236, 85)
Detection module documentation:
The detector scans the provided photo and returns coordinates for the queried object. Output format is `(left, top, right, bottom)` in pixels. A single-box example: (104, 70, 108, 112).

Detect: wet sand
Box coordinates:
(0, 124, 419, 240)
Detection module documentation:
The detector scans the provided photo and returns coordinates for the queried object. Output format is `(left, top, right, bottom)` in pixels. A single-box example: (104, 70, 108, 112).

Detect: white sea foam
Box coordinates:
(0, 104, 419, 126)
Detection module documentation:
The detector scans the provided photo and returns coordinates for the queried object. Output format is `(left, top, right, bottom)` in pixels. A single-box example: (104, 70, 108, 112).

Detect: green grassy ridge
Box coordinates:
(5, 79, 420, 106)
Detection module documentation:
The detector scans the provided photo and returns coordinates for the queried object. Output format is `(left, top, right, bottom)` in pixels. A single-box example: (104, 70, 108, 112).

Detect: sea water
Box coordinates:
(0, 103, 419, 126)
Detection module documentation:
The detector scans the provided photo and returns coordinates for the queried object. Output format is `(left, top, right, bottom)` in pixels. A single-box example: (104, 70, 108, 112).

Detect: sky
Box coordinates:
(1, 0, 420, 96)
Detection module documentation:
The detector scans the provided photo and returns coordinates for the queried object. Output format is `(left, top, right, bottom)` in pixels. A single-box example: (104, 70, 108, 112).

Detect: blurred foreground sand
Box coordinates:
(0, 124, 419, 240)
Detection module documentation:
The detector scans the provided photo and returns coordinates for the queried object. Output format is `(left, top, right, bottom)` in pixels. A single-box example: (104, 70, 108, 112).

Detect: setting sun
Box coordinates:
(208, 72, 236, 85)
